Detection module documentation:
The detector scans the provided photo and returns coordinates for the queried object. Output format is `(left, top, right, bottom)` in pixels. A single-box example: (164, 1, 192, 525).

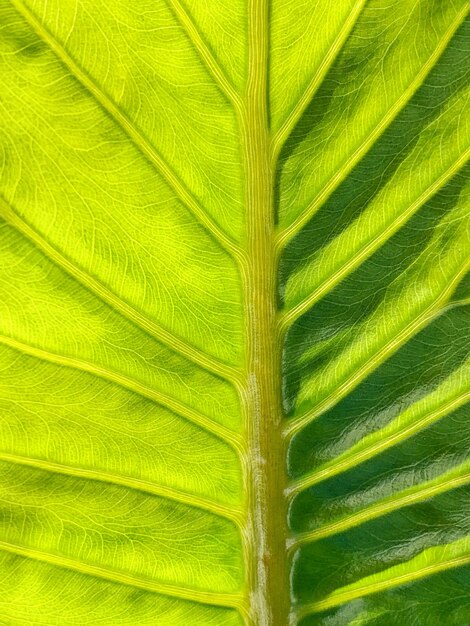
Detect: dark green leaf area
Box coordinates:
(288, 303, 470, 481)
(289, 401, 470, 535)
(293, 486, 470, 602)
(282, 166, 469, 420)
(278, 19, 469, 299)
(299, 563, 470, 625)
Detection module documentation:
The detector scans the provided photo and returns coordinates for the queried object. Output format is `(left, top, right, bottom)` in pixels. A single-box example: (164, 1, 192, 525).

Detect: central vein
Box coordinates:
(242, 1, 290, 624)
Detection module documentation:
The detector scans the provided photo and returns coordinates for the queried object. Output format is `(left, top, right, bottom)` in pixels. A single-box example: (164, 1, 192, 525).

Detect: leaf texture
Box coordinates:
(0, 0, 469, 624)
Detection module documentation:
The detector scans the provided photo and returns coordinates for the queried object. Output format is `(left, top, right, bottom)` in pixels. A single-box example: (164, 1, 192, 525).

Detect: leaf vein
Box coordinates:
(276, 7, 469, 249)
(164, 0, 244, 113)
(0, 452, 244, 526)
(289, 388, 470, 494)
(0, 540, 245, 611)
(8, 0, 245, 266)
(271, 0, 368, 160)
(284, 261, 470, 439)
(289, 464, 470, 547)
(0, 334, 245, 455)
(297, 545, 470, 617)
(0, 197, 243, 389)
(279, 148, 470, 330)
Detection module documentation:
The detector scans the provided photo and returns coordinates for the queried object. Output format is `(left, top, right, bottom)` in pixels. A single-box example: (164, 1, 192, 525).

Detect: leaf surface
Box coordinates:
(0, 1, 469, 624)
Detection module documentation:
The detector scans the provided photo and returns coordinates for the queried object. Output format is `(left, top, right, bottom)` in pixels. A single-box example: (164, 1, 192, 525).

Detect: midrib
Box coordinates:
(242, 1, 290, 624)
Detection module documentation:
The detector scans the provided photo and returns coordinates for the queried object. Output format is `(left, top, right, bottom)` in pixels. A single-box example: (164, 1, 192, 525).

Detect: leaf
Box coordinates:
(0, 0, 469, 624)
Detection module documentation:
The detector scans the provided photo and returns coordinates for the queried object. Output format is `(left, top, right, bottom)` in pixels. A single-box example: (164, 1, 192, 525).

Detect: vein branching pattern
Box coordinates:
(0, 1, 469, 624)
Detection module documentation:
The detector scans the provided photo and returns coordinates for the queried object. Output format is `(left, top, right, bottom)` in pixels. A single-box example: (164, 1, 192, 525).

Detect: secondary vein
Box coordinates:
(297, 544, 470, 617)
(279, 148, 470, 331)
(165, 0, 244, 114)
(289, 464, 470, 547)
(289, 387, 470, 495)
(0, 540, 245, 611)
(0, 197, 243, 389)
(0, 334, 245, 455)
(9, 0, 245, 267)
(0, 452, 245, 526)
(284, 261, 470, 440)
(271, 0, 368, 162)
(275, 7, 468, 250)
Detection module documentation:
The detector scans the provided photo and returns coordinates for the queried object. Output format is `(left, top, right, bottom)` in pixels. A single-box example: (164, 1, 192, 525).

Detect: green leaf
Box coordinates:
(0, 0, 469, 624)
